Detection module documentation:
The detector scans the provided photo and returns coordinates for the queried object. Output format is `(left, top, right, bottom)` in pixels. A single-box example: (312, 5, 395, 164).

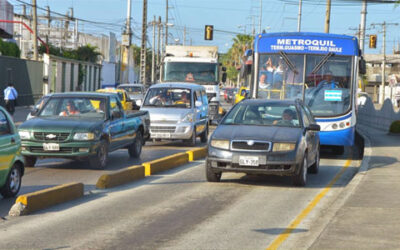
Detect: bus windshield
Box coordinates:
(257, 54, 352, 117)
(163, 62, 218, 84)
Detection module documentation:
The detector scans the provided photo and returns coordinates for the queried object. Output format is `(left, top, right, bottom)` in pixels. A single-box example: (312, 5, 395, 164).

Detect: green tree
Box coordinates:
(0, 38, 21, 58)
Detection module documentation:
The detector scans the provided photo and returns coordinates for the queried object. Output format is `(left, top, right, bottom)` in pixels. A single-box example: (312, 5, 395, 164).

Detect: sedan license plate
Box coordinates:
(43, 143, 60, 151)
(239, 156, 259, 166)
(153, 133, 171, 138)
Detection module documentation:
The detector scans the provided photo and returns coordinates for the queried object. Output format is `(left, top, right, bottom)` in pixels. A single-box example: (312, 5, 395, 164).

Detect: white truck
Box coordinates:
(160, 45, 226, 123)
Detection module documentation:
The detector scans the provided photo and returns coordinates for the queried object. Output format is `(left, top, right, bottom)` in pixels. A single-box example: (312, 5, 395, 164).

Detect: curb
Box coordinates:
(8, 147, 208, 216)
(186, 147, 207, 161)
(9, 182, 84, 216)
(142, 152, 189, 176)
(301, 126, 372, 249)
(96, 165, 145, 189)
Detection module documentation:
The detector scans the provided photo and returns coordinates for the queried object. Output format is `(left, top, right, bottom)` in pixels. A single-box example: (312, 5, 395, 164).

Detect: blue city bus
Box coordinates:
(249, 32, 363, 152)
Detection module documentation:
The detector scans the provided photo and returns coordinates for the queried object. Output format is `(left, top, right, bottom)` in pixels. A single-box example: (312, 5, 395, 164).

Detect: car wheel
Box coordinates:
(205, 159, 221, 182)
(0, 163, 22, 198)
(89, 139, 108, 170)
(308, 147, 320, 174)
(128, 130, 142, 158)
(293, 155, 307, 187)
(24, 156, 37, 168)
(184, 126, 197, 146)
(200, 124, 208, 143)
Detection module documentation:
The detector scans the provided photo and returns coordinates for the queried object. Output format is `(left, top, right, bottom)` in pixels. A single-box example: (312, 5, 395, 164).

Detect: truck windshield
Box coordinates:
(39, 97, 106, 119)
(163, 62, 218, 84)
(257, 54, 352, 117)
(143, 88, 192, 108)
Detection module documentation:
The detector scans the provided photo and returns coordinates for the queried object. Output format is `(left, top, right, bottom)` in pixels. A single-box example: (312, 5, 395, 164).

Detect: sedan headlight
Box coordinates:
(18, 131, 31, 140)
(181, 113, 194, 123)
(273, 143, 296, 152)
(210, 139, 230, 150)
(73, 132, 95, 141)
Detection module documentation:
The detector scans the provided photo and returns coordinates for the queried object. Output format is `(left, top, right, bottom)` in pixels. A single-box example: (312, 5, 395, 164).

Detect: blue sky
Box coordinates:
(8, 0, 400, 54)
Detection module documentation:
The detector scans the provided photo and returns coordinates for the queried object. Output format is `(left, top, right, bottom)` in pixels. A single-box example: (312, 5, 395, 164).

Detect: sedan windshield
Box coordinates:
(119, 86, 143, 94)
(39, 97, 106, 119)
(222, 103, 300, 127)
(143, 88, 192, 108)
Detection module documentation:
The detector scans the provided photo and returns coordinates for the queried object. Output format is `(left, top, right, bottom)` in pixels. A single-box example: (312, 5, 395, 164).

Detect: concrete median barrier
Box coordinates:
(186, 147, 207, 161)
(142, 152, 189, 176)
(9, 182, 84, 216)
(96, 165, 145, 189)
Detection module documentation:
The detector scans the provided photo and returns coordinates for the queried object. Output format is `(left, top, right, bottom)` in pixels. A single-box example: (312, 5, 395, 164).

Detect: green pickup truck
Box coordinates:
(18, 92, 147, 169)
(0, 106, 24, 198)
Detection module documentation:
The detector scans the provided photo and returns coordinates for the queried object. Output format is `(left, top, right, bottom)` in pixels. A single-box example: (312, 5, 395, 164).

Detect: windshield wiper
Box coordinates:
(310, 52, 335, 75)
(279, 51, 298, 74)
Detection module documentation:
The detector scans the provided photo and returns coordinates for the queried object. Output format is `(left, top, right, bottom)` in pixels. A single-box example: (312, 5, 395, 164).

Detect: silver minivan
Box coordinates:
(141, 83, 209, 146)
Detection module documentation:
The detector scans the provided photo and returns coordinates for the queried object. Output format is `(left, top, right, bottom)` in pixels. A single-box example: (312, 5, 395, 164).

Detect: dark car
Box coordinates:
(206, 99, 320, 186)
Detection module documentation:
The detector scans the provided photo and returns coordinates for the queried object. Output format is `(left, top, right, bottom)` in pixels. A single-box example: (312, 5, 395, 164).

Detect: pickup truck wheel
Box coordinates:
(293, 155, 307, 187)
(89, 140, 108, 170)
(24, 156, 37, 167)
(128, 131, 142, 158)
(200, 124, 208, 143)
(205, 159, 221, 182)
(0, 163, 22, 198)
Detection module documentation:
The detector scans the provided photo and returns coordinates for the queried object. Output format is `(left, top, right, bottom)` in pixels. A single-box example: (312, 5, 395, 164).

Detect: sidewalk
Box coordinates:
(310, 125, 400, 249)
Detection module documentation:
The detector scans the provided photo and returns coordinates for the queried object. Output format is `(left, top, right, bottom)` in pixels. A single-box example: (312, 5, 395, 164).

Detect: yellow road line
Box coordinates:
(266, 158, 352, 250)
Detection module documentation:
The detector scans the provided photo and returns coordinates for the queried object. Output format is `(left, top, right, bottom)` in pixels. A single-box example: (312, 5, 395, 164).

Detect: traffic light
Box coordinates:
(369, 34, 377, 49)
(205, 25, 214, 40)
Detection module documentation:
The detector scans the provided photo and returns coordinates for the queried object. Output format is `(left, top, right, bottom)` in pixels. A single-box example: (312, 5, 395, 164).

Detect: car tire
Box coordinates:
(205, 159, 221, 182)
(0, 163, 22, 198)
(89, 139, 108, 170)
(293, 155, 307, 187)
(308, 147, 320, 174)
(128, 130, 142, 158)
(24, 156, 37, 168)
(184, 127, 197, 146)
(200, 124, 208, 143)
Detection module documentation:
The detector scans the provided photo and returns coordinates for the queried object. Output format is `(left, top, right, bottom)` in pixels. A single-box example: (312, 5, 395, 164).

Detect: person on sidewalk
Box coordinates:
(3, 83, 18, 117)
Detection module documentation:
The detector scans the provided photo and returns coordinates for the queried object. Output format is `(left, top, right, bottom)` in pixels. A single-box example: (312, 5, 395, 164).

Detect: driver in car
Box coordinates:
(274, 108, 295, 126)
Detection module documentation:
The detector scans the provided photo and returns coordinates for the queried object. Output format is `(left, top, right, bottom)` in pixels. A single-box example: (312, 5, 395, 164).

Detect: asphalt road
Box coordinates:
(0, 146, 361, 249)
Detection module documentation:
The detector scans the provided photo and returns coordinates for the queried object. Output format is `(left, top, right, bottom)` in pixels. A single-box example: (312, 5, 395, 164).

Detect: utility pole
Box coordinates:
(46, 6, 50, 44)
(371, 22, 399, 104)
(359, 0, 367, 53)
(183, 26, 186, 46)
(32, 0, 39, 60)
(324, 0, 331, 33)
(259, 0, 262, 33)
(165, 0, 169, 46)
(121, 0, 132, 84)
(157, 16, 161, 67)
(297, 0, 302, 32)
(151, 16, 156, 84)
(140, 0, 148, 85)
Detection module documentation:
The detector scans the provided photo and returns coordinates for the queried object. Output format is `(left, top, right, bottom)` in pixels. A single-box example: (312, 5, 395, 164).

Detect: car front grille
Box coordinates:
(231, 140, 271, 151)
(29, 146, 75, 154)
(33, 132, 70, 142)
(150, 126, 176, 133)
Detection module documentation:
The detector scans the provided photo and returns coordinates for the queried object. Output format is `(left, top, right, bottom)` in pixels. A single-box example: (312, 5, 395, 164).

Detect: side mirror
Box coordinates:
(30, 108, 39, 116)
(222, 72, 227, 83)
(306, 124, 320, 131)
(111, 110, 122, 120)
(195, 100, 202, 107)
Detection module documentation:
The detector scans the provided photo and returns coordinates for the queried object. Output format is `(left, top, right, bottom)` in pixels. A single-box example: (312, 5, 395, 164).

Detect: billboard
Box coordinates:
(0, 0, 14, 38)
